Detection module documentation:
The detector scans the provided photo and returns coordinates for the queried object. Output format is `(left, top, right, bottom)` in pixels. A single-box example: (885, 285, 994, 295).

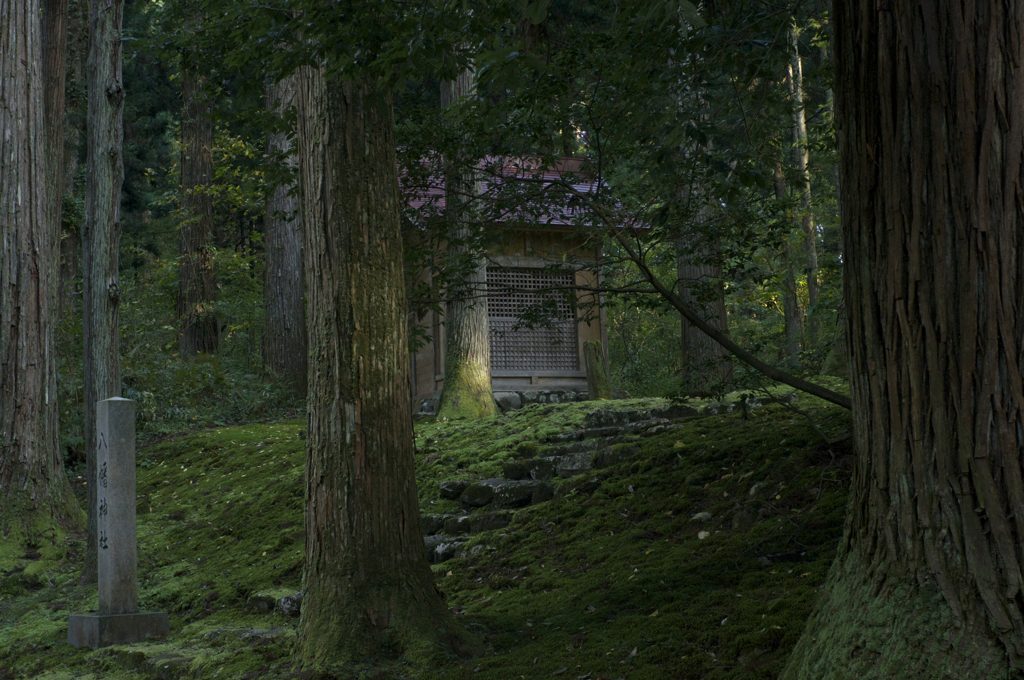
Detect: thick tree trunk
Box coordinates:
(677, 208, 732, 396)
(783, 4, 1024, 678)
(262, 74, 306, 394)
(294, 70, 475, 667)
(80, 0, 124, 582)
(787, 23, 819, 342)
(43, 0, 67, 256)
(436, 71, 495, 420)
(178, 66, 218, 356)
(0, 0, 83, 564)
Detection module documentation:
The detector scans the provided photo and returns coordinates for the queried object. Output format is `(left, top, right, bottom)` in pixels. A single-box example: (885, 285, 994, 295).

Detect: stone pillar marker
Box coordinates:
(69, 398, 169, 649)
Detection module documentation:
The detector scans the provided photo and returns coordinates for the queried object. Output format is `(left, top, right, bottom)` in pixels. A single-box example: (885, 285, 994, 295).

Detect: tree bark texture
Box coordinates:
(262, 74, 306, 394)
(80, 0, 124, 581)
(787, 24, 819, 342)
(0, 0, 83, 559)
(774, 161, 802, 365)
(178, 67, 218, 357)
(677, 209, 732, 396)
(294, 70, 472, 667)
(43, 0, 67, 262)
(436, 71, 495, 420)
(584, 339, 612, 400)
(783, 4, 1024, 678)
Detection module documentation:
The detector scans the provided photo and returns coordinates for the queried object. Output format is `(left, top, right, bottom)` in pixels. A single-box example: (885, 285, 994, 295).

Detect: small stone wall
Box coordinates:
(413, 388, 632, 417)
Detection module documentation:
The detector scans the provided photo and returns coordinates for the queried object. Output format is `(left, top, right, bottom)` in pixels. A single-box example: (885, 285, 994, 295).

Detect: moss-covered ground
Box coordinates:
(0, 393, 852, 679)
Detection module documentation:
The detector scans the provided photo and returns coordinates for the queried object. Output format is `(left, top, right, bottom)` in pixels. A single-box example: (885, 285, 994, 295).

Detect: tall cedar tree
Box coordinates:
(294, 70, 474, 666)
(436, 70, 496, 420)
(178, 62, 218, 356)
(0, 0, 83, 559)
(80, 0, 125, 581)
(783, 4, 1024, 677)
(262, 74, 306, 393)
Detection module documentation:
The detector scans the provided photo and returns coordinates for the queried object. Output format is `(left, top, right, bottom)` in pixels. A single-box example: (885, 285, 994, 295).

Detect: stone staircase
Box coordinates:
(420, 402, 703, 562)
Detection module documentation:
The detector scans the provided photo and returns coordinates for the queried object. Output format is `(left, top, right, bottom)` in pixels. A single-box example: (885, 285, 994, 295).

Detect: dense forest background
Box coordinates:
(52, 0, 841, 456)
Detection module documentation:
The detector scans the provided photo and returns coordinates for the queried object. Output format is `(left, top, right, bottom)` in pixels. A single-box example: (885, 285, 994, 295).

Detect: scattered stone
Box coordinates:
(247, 593, 277, 614)
(443, 516, 473, 535)
(748, 483, 765, 497)
(555, 476, 601, 500)
(621, 418, 671, 434)
(697, 530, 710, 540)
(494, 392, 522, 412)
(424, 535, 466, 563)
(276, 592, 302, 617)
(592, 445, 638, 469)
(503, 458, 558, 481)
(439, 480, 472, 500)
(691, 512, 713, 523)
(556, 452, 594, 478)
(459, 481, 498, 507)
(702, 402, 734, 415)
(493, 480, 554, 509)
(644, 424, 682, 436)
(421, 514, 454, 536)
(651, 403, 700, 420)
(547, 431, 583, 444)
(470, 511, 512, 533)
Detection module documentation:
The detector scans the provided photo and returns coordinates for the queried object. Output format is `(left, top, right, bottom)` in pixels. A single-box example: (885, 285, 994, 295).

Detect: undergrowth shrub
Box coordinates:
(58, 244, 302, 462)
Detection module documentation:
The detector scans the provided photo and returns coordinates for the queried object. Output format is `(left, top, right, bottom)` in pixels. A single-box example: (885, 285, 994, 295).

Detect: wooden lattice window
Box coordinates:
(487, 267, 579, 371)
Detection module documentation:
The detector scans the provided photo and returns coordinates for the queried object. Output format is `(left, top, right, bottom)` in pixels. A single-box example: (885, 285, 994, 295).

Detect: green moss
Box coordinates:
(1, 398, 855, 679)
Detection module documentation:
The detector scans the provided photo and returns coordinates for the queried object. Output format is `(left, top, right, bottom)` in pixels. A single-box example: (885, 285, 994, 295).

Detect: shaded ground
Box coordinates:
(0, 391, 852, 679)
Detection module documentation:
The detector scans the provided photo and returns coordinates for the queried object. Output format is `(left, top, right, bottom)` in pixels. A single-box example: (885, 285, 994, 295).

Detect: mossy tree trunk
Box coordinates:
(262, 74, 306, 395)
(80, 0, 124, 581)
(0, 0, 83, 564)
(436, 70, 495, 420)
(783, 4, 1024, 677)
(294, 69, 474, 668)
(178, 59, 218, 357)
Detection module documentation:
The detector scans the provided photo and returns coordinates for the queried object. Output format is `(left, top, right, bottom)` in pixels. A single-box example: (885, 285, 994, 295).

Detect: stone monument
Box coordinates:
(68, 397, 169, 649)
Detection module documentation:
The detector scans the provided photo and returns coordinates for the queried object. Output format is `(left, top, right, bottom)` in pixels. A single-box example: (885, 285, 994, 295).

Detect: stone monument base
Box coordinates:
(68, 611, 169, 649)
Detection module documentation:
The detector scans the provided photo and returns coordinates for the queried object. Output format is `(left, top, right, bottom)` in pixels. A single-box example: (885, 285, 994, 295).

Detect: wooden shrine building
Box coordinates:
(409, 160, 609, 406)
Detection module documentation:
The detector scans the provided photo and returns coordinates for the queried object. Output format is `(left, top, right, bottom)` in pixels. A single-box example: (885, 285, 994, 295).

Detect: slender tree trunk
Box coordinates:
(787, 24, 819, 344)
(774, 161, 802, 364)
(294, 70, 476, 667)
(80, 0, 124, 582)
(436, 70, 495, 420)
(178, 66, 218, 356)
(262, 74, 306, 394)
(784, 4, 1024, 678)
(0, 0, 83, 563)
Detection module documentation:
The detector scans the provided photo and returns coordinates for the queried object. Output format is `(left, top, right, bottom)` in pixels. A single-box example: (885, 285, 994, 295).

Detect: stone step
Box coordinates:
(421, 510, 513, 537)
(458, 478, 554, 509)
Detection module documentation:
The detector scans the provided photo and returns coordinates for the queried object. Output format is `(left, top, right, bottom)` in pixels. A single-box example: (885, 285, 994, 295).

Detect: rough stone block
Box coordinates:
(556, 452, 594, 478)
(593, 445, 638, 469)
(494, 392, 522, 412)
(421, 514, 451, 536)
(67, 612, 169, 649)
(470, 511, 512, 533)
(439, 479, 471, 500)
(459, 481, 498, 507)
(443, 515, 473, 535)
